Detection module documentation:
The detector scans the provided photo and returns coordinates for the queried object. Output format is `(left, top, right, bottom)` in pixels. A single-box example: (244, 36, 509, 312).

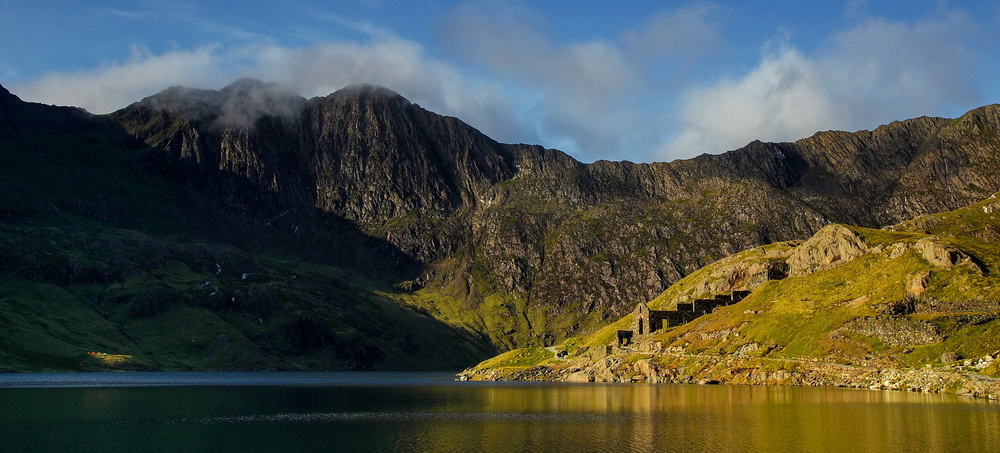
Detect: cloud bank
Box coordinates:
(17, 35, 535, 150)
(17, 45, 228, 114)
(667, 11, 981, 156)
(13, 5, 988, 163)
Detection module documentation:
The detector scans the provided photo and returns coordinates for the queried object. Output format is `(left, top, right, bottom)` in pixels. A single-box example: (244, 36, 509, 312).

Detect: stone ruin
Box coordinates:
(616, 330, 634, 346)
(617, 290, 751, 347)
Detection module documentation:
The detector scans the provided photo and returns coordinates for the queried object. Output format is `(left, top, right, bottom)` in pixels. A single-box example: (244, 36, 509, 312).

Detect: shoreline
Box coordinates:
(460, 351, 1000, 400)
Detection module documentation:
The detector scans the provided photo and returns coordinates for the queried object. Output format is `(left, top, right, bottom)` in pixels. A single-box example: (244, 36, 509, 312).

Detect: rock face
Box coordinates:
(913, 237, 977, 269)
(984, 193, 1000, 214)
(107, 81, 1000, 349)
(786, 225, 869, 277)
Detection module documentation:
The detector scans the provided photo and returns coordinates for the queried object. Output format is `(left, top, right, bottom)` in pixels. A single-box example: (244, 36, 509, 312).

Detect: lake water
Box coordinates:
(1, 372, 998, 452)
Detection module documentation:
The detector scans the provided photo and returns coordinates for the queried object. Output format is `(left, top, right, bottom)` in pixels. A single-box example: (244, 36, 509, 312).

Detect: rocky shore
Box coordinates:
(460, 350, 1000, 400)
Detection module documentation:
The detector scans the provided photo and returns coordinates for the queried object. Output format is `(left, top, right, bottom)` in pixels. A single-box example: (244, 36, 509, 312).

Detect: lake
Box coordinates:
(1, 372, 998, 452)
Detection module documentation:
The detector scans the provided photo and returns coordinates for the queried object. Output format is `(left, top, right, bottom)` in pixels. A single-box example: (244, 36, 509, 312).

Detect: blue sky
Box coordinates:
(3, 1, 999, 163)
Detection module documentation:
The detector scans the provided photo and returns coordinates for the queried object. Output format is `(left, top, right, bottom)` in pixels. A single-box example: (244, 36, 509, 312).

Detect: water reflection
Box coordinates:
(454, 384, 1000, 452)
(1, 374, 998, 452)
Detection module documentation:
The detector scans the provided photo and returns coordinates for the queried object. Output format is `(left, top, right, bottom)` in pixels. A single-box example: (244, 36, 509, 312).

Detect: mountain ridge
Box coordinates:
(2, 79, 1000, 370)
(108, 80, 1000, 348)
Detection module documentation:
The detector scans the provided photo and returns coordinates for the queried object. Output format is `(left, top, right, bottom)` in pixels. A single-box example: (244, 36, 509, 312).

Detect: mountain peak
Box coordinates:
(220, 77, 272, 92)
(134, 80, 416, 127)
(218, 78, 302, 101)
(327, 84, 411, 105)
(138, 79, 306, 128)
(336, 83, 402, 96)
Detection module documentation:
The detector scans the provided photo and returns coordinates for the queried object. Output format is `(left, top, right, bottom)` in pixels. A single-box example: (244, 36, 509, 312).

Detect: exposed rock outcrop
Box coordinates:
(786, 225, 869, 277)
(906, 271, 931, 299)
(913, 237, 979, 271)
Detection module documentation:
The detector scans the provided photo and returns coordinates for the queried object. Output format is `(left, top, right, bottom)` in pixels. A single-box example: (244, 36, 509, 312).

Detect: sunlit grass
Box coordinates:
(493, 193, 1000, 382)
(467, 347, 552, 372)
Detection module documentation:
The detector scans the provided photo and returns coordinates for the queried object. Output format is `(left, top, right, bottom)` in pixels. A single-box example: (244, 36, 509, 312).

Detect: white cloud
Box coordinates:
(245, 37, 532, 144)
(13, 35, 534, 147)
(623, 4, 723, 62)
(663, 12, 981, 158)
(436, 2, 722, 161)
(16, 45, 228, 113)
(667, 46, 842, 156)
(821, 13, 980, 115)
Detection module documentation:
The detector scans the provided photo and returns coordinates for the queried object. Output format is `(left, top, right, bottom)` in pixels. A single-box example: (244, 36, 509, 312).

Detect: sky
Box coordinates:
(2, 1, 1000, 163)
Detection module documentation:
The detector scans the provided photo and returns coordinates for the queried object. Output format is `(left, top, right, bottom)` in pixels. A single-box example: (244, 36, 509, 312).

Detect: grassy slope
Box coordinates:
(470, 193, 1000, 377)
(0, 221, 495, 372)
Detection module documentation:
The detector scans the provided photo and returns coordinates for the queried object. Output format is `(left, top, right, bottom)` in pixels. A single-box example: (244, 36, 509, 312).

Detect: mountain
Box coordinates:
(110, 79, 1000, 347)
(461, 192, 1000, 398)
(1, 78, 1000, 371)
(0, 83, 492, 371)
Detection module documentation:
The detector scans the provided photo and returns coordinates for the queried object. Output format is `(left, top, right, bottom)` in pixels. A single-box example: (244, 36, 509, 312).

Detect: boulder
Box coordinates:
(635, 359, 661, 384)
(906, 271, 930, 299)
(786, 225, 869, 277)
(941, 352, 961, 363)
(563, 371, 593, 383)
(914, 238, 980, 272)
(983, 193, 1000, 214)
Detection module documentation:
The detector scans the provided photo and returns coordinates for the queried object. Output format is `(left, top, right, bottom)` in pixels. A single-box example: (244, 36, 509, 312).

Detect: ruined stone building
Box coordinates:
(617, 290, 751, 346)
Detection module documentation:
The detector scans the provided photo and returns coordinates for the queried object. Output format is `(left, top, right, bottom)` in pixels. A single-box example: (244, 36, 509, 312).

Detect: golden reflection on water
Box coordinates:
(420, 384, 1000, 452)
(3, 381, 999, 452)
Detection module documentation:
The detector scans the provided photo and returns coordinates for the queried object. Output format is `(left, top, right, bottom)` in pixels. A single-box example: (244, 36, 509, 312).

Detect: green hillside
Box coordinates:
(462, 193, 1000, 396)
(0, 224, 493, 371)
